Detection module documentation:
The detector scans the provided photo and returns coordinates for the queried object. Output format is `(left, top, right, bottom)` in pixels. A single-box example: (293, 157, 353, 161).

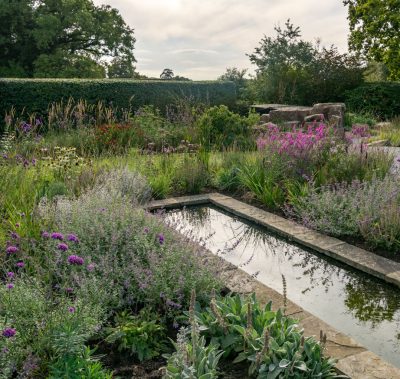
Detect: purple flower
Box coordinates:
(166, 299, 182, 309)
(41, 231, 50, 238)
(51, 232, 64, 240)
(157, 233, 165, 245)
(10, 231, 19, 240)
(6, 246, 18, 255)
(68, 306, 76, 313)
(16, 261, 25, 268)
(6, 283, 14, 290)
(15, 223, 20, 228)
(144, 227, 149, 234)
(67, 255, 84, 265)
(67, 234, 79, 243)
(86, 263, 95, 272)
(57, 243, 68, 251)
(6, 272, 14, 279)
(65, 287, 73, 293)
(2, 328, 16, 338)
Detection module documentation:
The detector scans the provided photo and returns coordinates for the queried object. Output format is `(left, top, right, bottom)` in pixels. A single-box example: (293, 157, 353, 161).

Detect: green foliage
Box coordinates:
(197, 105, 258, 150)
(193, 293, 341, 378)
(290, 176, 400, 252)
(105, 310, 167, 361)
(175, 155, 210, 195)
(48, 347, 113, 379)
(0, 0, 135, 78)
(107, 57, 138, 79)
(238, 156, 286, 210)
(344, 112, 377, 128)
(344, 0, 400, 80)
(165, 330, 223, 379)
(247, 20, 363, 105)
(160, 68, 175, 80)
(344, 82, 400, 119)
(0, 80, 236, 132)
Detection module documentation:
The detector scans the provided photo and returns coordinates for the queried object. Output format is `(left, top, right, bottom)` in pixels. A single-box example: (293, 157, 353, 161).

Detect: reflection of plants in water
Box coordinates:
(166, 206, 347, 294)
(344, 276, 400, 327)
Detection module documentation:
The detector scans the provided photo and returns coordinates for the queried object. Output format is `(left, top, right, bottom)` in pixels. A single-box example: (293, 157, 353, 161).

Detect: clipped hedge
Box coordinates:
(0, 79, 237, 119)
(344, 82, 400, 119)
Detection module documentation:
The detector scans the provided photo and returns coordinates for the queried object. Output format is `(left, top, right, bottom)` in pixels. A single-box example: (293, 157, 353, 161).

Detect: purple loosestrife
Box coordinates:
(6, 246, 18, 255)
(2, 328, 16, 338)
(51, 232, 64, 240)
(67, 255, 84, 265)
(57, 243, 69, 252)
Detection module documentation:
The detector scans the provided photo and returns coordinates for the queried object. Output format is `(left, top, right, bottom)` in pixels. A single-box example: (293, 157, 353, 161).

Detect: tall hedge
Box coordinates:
(344, 82, 400, 119)
(0, 79, 236, 119)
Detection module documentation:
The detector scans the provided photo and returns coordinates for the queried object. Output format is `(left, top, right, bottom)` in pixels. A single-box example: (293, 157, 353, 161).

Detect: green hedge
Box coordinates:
(344, 82, 400, 119)
(0, 78, 236, 119)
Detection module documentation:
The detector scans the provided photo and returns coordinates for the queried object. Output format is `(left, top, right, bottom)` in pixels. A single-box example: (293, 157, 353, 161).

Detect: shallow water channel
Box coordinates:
(165, 205, 400, 368)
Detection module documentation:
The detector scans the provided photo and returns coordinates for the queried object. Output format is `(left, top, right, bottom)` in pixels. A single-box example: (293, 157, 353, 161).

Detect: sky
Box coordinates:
(94, 0, 350, 80)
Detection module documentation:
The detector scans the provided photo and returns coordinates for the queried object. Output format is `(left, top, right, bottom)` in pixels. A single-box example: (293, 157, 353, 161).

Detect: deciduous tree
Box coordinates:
(343, 0, 400, 80)
(0, 0, 136, 78)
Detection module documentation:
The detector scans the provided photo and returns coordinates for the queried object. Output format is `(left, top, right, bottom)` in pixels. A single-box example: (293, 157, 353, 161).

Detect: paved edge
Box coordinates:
(147, 193, 400, 379)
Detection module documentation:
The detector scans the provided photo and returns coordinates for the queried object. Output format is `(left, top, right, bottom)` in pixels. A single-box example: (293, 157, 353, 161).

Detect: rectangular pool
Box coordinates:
(165, 205, 400, 368)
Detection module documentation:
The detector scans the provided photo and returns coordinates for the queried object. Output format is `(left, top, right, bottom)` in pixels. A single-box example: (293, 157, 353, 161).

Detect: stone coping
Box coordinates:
(148, 193, 400, 379)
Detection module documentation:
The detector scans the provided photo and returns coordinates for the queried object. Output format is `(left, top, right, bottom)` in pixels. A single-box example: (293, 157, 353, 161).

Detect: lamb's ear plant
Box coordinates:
(164, 290, 223, 379)
(192, 293, 346, 379)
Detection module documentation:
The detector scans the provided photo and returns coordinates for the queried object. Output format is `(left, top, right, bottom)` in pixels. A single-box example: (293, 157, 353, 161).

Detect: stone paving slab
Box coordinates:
(148, 193, 400, 378)
(336, 351, 400, 379)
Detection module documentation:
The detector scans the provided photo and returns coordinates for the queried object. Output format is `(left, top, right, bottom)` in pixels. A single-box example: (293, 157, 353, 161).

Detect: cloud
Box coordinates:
(94, 0, 350, 80)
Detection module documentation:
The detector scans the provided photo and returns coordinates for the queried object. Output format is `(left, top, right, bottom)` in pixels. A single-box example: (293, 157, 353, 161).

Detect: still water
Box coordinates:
(165, 205, 400, 367)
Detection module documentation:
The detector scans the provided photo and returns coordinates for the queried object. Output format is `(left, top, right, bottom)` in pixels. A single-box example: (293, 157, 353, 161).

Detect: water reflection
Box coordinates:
(164, 205, 400, 367)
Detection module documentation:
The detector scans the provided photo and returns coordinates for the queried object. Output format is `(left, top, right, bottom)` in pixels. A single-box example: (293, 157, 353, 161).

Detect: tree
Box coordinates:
(173, 75, 191, 81)
(108, 57, 137, 78)
(247, 20, 315, 103)
(160, 68, 174, 80)
(247, 20, 363, 105)
(0, 0, 136, 78)
(343, 0, 400, 80)
(218, 67, 248, 88)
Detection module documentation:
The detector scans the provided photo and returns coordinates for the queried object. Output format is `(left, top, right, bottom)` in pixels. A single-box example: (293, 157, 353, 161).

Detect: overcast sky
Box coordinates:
(94, 0, 350, 80)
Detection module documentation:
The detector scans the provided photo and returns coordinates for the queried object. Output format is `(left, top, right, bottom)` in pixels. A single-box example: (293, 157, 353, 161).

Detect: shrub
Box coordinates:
(104, 310, 167, 361)
(290, 177, 400, 252)
(0, 79, 236, 132)
(197, 105, 258, 150)
(36, 169, 221, 312)
(344, 82, 400, 120)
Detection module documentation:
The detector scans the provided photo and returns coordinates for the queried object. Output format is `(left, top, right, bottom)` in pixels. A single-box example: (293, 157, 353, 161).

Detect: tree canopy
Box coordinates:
(0, 0, 136, 78)
(160, 68, 174, 80)
(247, 20, 363, 105)
(343, 0, 400, 80)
